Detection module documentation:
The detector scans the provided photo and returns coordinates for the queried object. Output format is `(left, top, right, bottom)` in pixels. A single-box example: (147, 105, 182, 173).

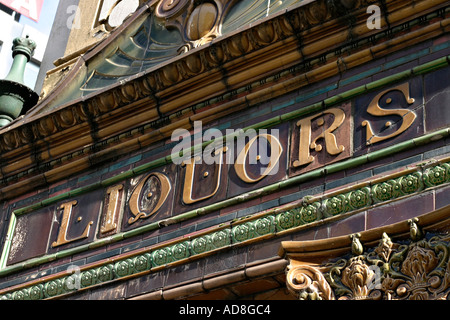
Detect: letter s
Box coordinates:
(362, 83, 416, 145)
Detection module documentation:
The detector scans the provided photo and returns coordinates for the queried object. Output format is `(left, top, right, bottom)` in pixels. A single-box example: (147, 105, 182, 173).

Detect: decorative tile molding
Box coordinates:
(1, 158, 450, 300)
(0, 0, 447, 302)
(285, 218, 450, 300)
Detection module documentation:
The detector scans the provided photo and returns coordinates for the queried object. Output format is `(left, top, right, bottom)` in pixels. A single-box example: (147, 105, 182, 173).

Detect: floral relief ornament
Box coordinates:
(154, 0, 223, 49)
(286, 219, 450, 300)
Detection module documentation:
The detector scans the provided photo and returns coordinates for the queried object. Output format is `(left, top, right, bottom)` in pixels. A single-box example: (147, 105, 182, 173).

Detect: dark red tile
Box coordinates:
(126, 270, 166, 297)
(165, 259, 205, 287)
(247, 235, 291, 262)
(435, 184, 450, 210)
(290, 224, 329, 242)
(424, 66, 450, 132)
(366, 192, 434, 230)
(328, 211, 366, 238)
(7, 207, 54, 266)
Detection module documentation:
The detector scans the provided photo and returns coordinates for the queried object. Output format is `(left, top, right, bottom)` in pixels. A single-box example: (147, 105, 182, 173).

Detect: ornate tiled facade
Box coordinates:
(0, 0, 449, 300)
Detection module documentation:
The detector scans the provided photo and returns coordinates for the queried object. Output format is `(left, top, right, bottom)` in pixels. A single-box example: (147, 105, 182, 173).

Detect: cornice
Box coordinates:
(0, 0, 448, 202)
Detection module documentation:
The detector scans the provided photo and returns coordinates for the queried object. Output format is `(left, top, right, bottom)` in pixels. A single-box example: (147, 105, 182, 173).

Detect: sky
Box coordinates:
(19, 0, 60, 35)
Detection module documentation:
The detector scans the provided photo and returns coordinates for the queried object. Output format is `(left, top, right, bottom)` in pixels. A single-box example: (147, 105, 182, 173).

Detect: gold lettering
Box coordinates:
(362, 83, 416, 145)
(293, 108, 346, 167)
(235, 134, 283, 183)
(182, 147, 226, 204)
(52, 201, 93, 248)
(128, 173, 171, 224)
(100, 184, 123, 234)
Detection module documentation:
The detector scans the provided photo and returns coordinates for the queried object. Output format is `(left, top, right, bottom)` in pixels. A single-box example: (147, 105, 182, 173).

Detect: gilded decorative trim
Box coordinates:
(1, 157, 450, 300)
(285, 219, 450, 300)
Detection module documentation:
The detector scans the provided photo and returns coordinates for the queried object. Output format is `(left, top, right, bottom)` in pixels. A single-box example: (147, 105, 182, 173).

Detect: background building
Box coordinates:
(0, 0, 58, 92)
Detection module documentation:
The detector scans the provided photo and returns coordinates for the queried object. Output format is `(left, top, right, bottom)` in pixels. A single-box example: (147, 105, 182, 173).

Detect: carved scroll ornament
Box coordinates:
(286, 265, 335, 300)
(285, 220, 450, 300)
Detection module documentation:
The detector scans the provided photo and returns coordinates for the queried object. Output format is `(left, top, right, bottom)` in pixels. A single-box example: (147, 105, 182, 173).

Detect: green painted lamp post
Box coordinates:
(0, 35, 39, 128)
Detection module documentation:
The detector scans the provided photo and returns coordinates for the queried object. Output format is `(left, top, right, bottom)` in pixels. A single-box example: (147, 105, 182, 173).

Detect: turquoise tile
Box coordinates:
(78, 168, 109, 183)
(340, 66, 382, 87)
(272, 98, 295, 111)
(294, 83, 338, 103)
(384, 48, 429, 70)
(432, 40, 450, 52)
(109, 155, 142, 172)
